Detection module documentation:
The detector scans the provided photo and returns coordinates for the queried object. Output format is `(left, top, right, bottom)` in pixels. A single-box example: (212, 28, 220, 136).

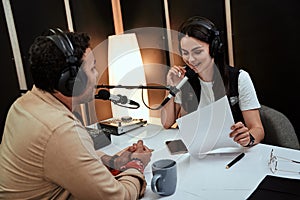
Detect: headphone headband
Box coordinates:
(186, 16, 224, 57)
(46, 28, 77, 63)
(46, 28, 86, 96)
(188, 16, 220, 37)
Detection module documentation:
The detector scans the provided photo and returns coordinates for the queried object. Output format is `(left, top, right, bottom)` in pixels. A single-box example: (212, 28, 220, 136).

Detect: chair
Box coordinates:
(259, 105, 300, 150)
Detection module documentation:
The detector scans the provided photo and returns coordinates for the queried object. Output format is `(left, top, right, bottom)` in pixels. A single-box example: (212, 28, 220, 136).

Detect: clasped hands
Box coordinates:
(101, 140, 152, 170)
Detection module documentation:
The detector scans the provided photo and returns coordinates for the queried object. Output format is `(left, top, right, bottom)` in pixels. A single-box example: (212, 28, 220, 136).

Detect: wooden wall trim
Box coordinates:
(225, 0, 234, 66)
(163, 0, 175, 67)
(64, 0, 74, 32)
(111, 0, 124, 34)
(2, 0, 27, 91)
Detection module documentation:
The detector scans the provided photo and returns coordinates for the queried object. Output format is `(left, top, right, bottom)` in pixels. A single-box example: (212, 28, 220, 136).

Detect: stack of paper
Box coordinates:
(176, 96, 243, 159)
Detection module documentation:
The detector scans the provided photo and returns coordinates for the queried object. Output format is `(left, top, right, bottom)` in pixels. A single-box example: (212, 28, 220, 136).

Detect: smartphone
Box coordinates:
(165, 139, 188, 155)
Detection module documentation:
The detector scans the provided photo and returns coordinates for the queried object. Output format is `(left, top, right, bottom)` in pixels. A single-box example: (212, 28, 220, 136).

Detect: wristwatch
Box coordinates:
(246, 132, 255, 147)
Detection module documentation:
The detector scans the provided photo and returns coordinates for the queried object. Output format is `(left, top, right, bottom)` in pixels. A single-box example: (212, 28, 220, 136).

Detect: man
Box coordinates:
(0, 29, 152, 199)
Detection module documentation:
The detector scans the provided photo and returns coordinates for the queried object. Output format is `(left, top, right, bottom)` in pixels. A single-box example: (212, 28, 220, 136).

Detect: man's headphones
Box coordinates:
(46, 28, 87, 97)
(190, 17, 224, 58)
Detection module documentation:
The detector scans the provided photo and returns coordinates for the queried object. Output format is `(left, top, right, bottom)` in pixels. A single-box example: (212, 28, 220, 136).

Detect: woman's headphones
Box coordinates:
(46, 28, 87, 97)
(188, 16, 224, 58)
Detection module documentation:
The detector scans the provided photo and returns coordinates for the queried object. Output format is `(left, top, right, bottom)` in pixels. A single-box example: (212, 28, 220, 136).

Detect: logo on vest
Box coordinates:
(230, 96, 239, 106)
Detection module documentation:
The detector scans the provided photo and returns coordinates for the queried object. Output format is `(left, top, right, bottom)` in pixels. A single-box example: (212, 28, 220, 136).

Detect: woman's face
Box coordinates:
(180, 36, 214, 74)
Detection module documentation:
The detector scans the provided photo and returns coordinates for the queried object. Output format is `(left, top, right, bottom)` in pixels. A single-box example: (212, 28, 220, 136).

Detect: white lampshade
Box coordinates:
(108, 33, 149, 120)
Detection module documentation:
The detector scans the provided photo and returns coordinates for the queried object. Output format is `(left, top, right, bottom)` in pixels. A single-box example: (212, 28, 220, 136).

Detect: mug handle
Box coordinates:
(151, 174, 164, 195)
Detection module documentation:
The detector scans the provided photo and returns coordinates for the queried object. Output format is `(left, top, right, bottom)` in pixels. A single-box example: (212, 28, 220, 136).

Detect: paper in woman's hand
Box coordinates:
(176, 96, 242, 159)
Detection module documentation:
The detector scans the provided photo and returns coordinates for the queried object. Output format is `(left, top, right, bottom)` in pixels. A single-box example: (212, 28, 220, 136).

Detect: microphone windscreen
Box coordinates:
(96, 89, 110, 100)
(117, 95, 128, 104)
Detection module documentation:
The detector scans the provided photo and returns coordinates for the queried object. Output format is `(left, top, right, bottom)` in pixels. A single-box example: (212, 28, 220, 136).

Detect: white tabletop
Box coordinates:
(98, 122, 300, 200)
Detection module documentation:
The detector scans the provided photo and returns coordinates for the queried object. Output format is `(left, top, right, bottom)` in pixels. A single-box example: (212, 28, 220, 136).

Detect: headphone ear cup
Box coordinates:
(209, 36, 224, 58)
(46, 29, 87, 97)
(57, 66, 87, 96)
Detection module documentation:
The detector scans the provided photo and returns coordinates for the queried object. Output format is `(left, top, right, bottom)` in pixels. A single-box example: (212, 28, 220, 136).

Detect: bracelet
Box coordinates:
(245, 132, 255, 147)
(109, 155, 119, 169)
(120, 159, 144, 173)
(109, 168, 121, 176)
(130, 157, 143, 163)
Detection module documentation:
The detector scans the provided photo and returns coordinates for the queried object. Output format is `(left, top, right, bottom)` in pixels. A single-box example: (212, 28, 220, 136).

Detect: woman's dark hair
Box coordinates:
(177, 16, 233, 113)
(178, 16, 215, 53)
(29, 31, 90, 93)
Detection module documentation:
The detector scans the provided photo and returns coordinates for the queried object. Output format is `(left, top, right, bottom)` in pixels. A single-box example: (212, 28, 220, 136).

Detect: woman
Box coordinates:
(161, 16, 264, 147)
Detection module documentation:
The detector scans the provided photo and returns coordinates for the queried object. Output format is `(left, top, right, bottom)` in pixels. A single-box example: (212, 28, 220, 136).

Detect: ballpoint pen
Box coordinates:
(226, 153, 245, 169)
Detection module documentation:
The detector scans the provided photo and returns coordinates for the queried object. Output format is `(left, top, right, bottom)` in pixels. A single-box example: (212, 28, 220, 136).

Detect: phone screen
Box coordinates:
(165, 139, 188, 155)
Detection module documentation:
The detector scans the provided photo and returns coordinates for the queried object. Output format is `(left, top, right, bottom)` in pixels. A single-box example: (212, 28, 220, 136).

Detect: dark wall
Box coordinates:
(70, 0, 115, 122)
(168, 0, 229, 65)
(168, 0, 226, 35)
(1, 0, 68, 142)
(10, 0, 68, 89)
(231, 0, 300, 140)
(71, 0, 114, 47)
(120, 0, 169, 117)
(0, 3, 20, 140)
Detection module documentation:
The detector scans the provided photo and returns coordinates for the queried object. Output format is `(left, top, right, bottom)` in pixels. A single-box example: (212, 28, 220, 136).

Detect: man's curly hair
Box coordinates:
(29, 31, 90, 93)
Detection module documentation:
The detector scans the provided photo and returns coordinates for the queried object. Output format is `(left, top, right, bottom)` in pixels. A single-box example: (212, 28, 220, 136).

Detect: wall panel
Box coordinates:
(168, 0, 228, 65)
(120, 0, 169, 118)
(70, 0, 115, 122)
(0, 2, 20, 141)
(10, 0, 67, 89)
(231, 0, 300, 139)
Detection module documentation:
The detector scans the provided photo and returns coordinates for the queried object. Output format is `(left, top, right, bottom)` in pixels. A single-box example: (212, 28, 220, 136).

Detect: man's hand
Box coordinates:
(102, 140, 152, 170)
(130, 140, 152, 167)
(113, 146, 135, 169)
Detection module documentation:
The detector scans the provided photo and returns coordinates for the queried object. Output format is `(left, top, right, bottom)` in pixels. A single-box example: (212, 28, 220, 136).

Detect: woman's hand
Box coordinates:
(167, 65, 186, 86)
(229, 122, 251, 147)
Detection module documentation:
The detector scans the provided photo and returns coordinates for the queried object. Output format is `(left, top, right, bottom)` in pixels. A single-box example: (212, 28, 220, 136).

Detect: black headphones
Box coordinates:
(46, 28, 87, 97)
(189, 17, 224, 58)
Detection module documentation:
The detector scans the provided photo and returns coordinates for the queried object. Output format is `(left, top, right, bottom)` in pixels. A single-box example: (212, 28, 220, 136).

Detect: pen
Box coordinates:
(225, 153, 245, 169)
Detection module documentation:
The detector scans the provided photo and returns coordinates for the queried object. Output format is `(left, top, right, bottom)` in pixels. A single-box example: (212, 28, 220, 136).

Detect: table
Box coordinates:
(98, 122, 300, 200)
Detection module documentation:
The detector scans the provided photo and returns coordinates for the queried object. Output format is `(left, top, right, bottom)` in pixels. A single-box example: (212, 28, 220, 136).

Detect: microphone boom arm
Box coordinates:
(95, 84, 174, 110)
(96, 67, 196, 110)
(96, 84, 170, 90)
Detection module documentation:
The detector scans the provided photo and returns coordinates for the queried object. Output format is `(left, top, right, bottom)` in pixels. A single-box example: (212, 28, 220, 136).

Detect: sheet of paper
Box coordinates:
(176, 96, 243, 158)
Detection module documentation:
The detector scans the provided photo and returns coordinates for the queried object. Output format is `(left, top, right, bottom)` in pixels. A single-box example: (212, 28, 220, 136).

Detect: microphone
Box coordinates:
(95, 89, 140, 108)
(160, 67, 197, 107)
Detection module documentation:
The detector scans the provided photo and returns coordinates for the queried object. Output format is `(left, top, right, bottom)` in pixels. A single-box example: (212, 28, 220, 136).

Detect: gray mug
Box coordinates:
(151, 159, 177, 196)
